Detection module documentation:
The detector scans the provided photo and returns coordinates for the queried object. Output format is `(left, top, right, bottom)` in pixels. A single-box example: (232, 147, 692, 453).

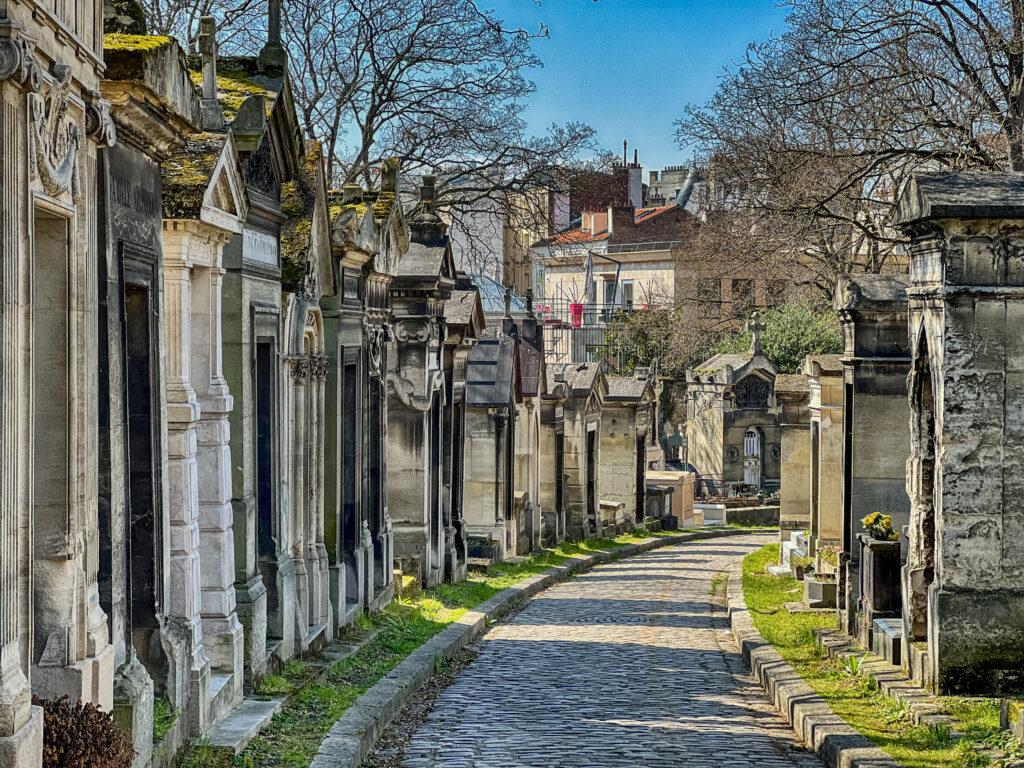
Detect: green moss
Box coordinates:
(161, 134, 224, 219)
(187, 69, 270, 121)
(103, 34, 178, 82)
(104, 33, 171, 51)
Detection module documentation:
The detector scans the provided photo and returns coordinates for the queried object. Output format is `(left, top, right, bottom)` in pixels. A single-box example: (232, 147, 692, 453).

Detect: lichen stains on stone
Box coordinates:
(161, 133, 225, 219)
(104, 33, 172, 51)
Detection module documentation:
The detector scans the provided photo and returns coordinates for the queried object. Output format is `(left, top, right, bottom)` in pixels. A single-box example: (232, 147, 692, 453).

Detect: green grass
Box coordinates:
(153, 695, 178, 743)
(741, 544, 1014, 768)
(174, 527, 727, 768)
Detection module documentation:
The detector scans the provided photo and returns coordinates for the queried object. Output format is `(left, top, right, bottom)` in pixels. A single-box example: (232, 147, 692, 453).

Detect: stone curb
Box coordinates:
(726, 569, 904, 768)
(310, 528, 768, 768)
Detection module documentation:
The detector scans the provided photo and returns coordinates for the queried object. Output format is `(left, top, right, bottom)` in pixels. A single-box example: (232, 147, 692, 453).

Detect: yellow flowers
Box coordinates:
(862, 511, 899, 542)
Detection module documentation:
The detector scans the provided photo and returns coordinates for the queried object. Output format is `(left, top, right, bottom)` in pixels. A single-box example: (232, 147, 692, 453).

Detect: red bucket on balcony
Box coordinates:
(570, 303, 584, 327)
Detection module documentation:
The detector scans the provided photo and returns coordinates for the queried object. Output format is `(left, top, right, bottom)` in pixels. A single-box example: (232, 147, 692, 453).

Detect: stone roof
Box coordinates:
(466, 333, 520, 408)
(397, 241, 447, 279)
(444, 290, 480, 327)
(548, 362, 602, 395)
(161, 133, 227, 218)
(834, 273, 911, 311)
(605, 376, 651, 402)
(896, 172, 1024, 225)
(802, 354, 844, 377)
(774, 374, 810, 393)
(279, 141, 325, 292)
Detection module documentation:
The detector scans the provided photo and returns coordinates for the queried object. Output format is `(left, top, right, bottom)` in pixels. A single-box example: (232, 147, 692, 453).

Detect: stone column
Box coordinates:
(194, 263, 243, 715)
(161, 245, 210, 734)
(0, 72, 43, 764)
(289, 358, 310, 647)
(310, 358, 331, 628)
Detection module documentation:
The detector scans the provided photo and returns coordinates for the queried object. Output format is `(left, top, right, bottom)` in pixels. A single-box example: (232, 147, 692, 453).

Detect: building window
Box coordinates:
(732, 278, 754, 317)
(622, 280, 634, 310)
(696, 277, 721, 318)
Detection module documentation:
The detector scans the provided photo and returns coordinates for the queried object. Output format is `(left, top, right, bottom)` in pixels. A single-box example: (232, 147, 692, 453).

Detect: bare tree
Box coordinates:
(138, 0, 263, 51)
(677, 0, 1024, 295)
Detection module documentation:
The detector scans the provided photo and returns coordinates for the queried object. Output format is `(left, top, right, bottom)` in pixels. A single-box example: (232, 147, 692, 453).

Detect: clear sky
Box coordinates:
(492, 0, 789, 174)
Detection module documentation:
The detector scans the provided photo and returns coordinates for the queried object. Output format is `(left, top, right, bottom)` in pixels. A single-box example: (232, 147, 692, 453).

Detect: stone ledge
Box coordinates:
(727, 570, 904, 768)
(310, 528, 766, 768)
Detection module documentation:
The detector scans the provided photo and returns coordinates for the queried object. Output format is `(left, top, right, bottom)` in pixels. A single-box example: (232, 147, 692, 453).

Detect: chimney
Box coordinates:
(633, 148, 639, 166)
(622, 139, 628, 167)
(198, 17, 225, 131)
(608, 203, 635, 238)
(258, 0, 287, 72)
(409, 175, 447, 246)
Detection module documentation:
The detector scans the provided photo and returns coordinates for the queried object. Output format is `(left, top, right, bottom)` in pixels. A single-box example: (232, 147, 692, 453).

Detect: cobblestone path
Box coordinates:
(403, 534, 825, 767)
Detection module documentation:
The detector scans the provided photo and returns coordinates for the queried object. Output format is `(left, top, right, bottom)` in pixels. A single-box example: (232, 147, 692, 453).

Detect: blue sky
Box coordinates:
(491, 0, 789, 173)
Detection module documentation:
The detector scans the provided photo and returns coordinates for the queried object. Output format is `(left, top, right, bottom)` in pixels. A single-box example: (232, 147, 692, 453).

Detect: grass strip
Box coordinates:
(742, 543, 1019, 768)
(180, 527, 741, 767)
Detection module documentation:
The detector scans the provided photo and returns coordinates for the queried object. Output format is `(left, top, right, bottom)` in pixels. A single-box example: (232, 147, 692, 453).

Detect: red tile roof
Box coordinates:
(535, 205, 679, 246)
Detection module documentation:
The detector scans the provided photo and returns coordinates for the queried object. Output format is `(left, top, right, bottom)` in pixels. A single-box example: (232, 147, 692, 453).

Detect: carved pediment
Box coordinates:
(29, 63, 80, 202)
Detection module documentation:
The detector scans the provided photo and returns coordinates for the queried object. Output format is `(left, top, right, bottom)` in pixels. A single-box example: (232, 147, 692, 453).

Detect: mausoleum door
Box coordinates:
(255, 338, 281, 640)
(586, 427, 597, 535)
(124, 277, 166, 688)
(743, 428, 763, 488)
(635, 435, 646, 524)
(908, 341, 936, 642)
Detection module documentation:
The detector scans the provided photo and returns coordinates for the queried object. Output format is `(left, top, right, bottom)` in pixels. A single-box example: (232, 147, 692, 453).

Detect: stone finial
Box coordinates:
(380, 158, 400, 193)
(525, 288, 534, 317)
(503, 287, 512, 319)
(409, 174, 447, 246)
(746, 310, 766, 356)
(198, 16, 225, 131)
(258, 0, 287, 72)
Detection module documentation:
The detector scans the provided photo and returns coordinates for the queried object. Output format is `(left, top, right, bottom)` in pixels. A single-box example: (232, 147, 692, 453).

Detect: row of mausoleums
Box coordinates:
(0, 8, 667, 766)
(768, 173, 1024, 699)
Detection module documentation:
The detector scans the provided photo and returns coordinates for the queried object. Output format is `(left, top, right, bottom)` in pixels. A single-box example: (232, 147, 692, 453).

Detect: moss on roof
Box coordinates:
(161, 133, 225, 219)
(187, 68, 272, 121)
(104, 33, 172, 51)
(103, 34, 178, 81)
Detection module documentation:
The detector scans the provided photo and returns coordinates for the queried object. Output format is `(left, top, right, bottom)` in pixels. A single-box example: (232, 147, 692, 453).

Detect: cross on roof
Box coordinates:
(746, 310, 766, 356)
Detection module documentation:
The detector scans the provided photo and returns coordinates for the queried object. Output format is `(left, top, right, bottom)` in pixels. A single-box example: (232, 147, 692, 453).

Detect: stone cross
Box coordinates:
(198, 16, 218, 101)
(267, 0, 282, 49)
(746, 310, 766, 355)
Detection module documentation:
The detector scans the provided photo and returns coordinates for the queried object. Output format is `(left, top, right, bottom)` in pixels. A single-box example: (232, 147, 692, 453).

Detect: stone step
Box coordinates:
(202, 696, 284, 755)
(767, 565, 791, 577)
(872, 618, 903, 667)
(467, 557, 493, 575)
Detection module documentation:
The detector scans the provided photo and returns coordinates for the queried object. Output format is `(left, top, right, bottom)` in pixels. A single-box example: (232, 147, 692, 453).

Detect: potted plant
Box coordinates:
(791, 554, 814, 581)
(859, 511, 902, 618)
(804, 572, 838, 609)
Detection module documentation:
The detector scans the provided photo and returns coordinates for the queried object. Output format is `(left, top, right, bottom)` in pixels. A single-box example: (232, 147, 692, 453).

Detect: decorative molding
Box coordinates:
(0, 21, 41, 93)
(393, 317, 435, 344)
(310, 356, 329, 381)
(289, 358, 310, 381)
(83, 89, 116, 147)
(365, 323, 390, 379)
(387, 370, 443, 412)
(29, 63, 80, 202)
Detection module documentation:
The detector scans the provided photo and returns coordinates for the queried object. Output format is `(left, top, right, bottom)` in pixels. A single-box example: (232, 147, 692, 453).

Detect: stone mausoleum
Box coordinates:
(896, 172, 1024, 694)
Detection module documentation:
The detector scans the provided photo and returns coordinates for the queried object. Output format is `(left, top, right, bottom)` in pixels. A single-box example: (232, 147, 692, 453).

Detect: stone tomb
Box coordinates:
(802, 354, 844, 557)
(833, 273, 912, 640)
(599, 371, 658, 531)
(686, 318, 781, 496)
(895, 172, 1024, 694)
(774, 373, 811, 555)
(462, 314, 523, 561)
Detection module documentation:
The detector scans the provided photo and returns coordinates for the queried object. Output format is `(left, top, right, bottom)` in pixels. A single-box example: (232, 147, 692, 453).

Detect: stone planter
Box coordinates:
(804, 576, 837, 609)
(858, 534, 902, 615)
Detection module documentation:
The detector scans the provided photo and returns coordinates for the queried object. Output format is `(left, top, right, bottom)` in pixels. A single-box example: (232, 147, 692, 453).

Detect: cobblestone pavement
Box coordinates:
(402, 535, 825, 767)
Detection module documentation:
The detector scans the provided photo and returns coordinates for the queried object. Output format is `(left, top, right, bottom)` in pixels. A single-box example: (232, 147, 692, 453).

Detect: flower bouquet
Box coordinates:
(861, 511, 899, 541)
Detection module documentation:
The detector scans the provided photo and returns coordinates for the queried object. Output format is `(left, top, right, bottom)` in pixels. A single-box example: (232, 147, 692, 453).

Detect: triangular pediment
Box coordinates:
(201, 132, 247, 233)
